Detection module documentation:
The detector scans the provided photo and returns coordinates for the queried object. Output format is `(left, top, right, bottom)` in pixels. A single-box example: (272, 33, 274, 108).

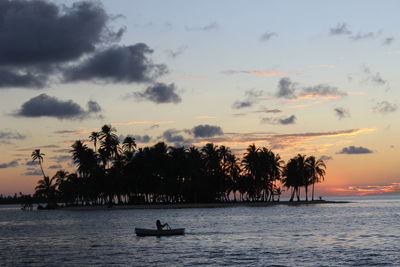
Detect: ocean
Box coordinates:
(1, 195, 399, 266)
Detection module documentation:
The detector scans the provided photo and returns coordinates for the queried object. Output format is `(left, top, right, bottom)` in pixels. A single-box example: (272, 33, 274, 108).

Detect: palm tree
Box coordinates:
(306, 156, 326, 201)
(122, 136, 137, 153)
(89, 131, 100, 152)
(35, 175, 57, 204)
(99, 124, 120, 167)
(31, 149, 46, 178)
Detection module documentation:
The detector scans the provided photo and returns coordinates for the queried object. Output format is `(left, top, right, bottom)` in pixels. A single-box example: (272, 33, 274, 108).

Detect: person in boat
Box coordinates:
(156, 220, 170, 230)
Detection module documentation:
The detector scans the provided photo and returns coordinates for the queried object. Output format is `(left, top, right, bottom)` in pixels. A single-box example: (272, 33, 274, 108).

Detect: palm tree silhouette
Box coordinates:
(306, 156, 326, 201)
(89, 131, 100, 152)
(31, 149, 46, 178)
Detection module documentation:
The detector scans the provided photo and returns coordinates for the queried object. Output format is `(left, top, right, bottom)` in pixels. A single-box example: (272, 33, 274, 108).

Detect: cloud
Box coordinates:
(0, 1, 120, 66)
(15, 94, 102, 119)
(162, 129, 185, 143)
(0, 160, 19, 168)
(223, 70, 284, 77)
(186, 22, 218, 31)
(26, 161, 39, 166)
(48, 164, 62, 169)
(276, 77, 297, 99)
(262, 115, 296, 125)
(254, 109, 283, 114)
(320, 155, 333, 161)
(337, 146, 373, 154)
(0, 69, 45, 89)
(23, 170, 43, 176)
(51, 155, 71, 163)
(329, 23, 380, 42)
(275, 77, 346, 100)
(299, 85, 347, 99)
(330, 23, 352, 35)
(0, 130, 26, 144)
(383, 37, 395, 45)
(134, 83, 182, 104)
(260, 31, 278, 42)
(335, 183, 400, 196)
(192, 125, 223, 138)
(349, 32, 375, 41)
(166, 45, 188, 58)
(362, 66, 386, 86)
(193, 128, 374, 151)
(120, 134, 151, 144)
(334, 107, 350, 119)
(0, 0, 124, 88)
(232, 100, 254, 109)
(64, 44, 167, 83)
(232, 89, 263, 109)
(373, 101, 398, 114)
(87, 100, 102, 113)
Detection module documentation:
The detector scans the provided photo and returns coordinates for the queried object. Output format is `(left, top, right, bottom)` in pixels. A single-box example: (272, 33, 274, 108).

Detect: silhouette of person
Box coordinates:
(156, 220, 169, 230)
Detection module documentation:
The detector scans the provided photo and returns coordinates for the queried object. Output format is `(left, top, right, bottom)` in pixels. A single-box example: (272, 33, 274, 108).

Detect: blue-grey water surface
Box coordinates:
(1, 195, 399, 266)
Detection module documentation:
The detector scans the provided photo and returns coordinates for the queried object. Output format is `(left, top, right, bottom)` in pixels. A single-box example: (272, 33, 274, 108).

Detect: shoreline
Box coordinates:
(60, 200, 350, 211)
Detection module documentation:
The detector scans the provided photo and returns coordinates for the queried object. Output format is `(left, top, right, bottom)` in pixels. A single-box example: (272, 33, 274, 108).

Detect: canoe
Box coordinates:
(135, 228, 185, 237)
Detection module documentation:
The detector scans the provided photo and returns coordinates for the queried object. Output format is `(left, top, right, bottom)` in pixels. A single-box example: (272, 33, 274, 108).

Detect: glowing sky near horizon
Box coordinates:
(0, 0, 399, 196)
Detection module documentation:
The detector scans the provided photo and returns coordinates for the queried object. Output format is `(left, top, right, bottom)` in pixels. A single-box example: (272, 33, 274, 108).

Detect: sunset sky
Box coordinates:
(0, 0, 399, 196)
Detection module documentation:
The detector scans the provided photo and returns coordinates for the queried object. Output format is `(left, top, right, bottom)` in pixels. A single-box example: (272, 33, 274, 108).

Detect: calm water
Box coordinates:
(1, 196, 400, 266)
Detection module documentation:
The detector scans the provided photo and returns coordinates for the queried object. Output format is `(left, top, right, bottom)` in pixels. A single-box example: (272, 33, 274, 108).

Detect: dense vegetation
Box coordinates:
(32, 125, 326, 207)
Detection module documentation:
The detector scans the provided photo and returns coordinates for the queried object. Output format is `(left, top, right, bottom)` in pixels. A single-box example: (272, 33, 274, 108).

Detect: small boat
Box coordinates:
(135, 228, 185, 237)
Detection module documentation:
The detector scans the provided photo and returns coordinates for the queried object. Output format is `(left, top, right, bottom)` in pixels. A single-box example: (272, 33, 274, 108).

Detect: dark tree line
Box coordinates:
(32, 124, 326, 207)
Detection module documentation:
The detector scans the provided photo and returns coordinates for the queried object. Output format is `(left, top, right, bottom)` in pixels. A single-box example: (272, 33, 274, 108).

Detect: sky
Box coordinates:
(0, 0, 399, 196)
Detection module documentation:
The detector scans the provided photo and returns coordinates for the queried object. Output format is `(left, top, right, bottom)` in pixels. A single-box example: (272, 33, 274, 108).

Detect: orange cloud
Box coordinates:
(245, 70, 285, 76)
(192, 128, 374, 151)
(333, 182, 400, 196)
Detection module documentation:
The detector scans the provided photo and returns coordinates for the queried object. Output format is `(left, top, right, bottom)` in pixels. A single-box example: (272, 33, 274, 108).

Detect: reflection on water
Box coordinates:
(1, 196, 400, 266)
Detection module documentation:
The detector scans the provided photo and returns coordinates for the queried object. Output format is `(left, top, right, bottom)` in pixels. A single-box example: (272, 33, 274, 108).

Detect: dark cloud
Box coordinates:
(0, 0, 119, 66)
(186, 22, 218, 31)
(330, 23, 352, 35)
(51, 155, 71, 163)
(48, 164, 62, 169)
(276, 77, 296, 99)
(334, 107, 350, 119)
(262, 115, 296, 125)
(119, 134, 151, 144)
(279, 115, 296, 125)
(162, 129, 185, 143)
(26, 161, 39, 166)
(254, 109, 282, 114)
(192, 124, 223, 138)
(260, 31, 277, 42)
(232, 89, 263, 109)
(134, 83, 182, 104)
(373, 101, 398, 114)
(0, 160, 19, 168)
(320, 155, 333, 161)
(64, 44, 167, 83)
(383, 37, 395, 45)
(87, 100, 102, 113)
(23, 169, 43, 176)
(300, 85, 347, 98)
(232, 100, 253, 109)
(349, 32, 375, 41)
(0, 0, 124, 89)
(0, 130, 26, 144)
(362, 67, 386, 86)
(166, 45, 188, 59)
(276, 78, 345, 100)
(0, 69, 45, 89)
(15, 94, 102, 119)
(337, 146, 373, 154)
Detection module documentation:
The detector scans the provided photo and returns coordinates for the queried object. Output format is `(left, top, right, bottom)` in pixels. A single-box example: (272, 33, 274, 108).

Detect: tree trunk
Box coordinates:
(312, 182, 315, 201)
